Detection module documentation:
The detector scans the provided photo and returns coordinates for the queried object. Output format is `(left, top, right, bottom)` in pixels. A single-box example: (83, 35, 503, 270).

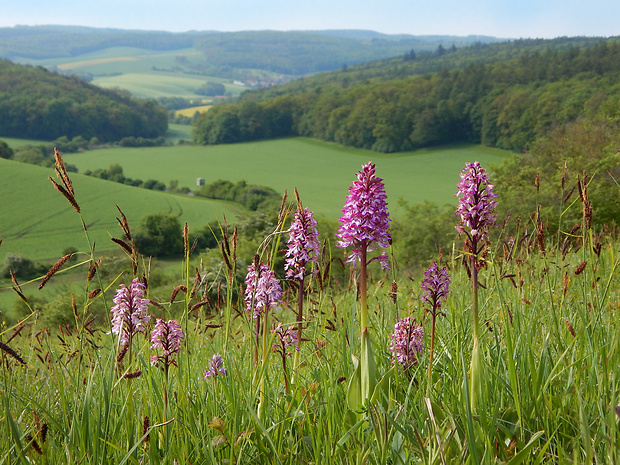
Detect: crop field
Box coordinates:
(93, 72, 241, 99)
(17, 47, 201, 74)
(174, 105, 212, 117)
(16, 47, 247, 99)
(0, 158, 244, 262)
(63, 139, 510, 219)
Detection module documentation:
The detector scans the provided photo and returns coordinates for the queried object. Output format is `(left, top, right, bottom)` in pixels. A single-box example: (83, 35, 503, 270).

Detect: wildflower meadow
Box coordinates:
(1, 150, 620, 464)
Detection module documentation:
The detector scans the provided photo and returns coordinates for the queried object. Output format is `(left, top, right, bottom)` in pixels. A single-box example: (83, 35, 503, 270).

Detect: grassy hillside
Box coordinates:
(63, 138, 509, 219)
(0, 158, 244, 262)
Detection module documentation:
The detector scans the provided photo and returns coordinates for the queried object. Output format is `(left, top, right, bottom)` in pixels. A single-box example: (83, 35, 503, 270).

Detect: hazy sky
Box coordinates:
(2, 0, 619, 39)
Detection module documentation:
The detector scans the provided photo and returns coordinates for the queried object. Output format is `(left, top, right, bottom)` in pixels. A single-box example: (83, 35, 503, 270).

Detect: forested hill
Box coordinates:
(0, 59, 167, 141)
(193, 37, 620, 153)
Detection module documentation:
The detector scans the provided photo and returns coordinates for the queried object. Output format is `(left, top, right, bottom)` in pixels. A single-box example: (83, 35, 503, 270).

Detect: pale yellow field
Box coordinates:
(175, 105, 212, 117)
(58, 57, 138, 70)
(57, 51, 202, 71)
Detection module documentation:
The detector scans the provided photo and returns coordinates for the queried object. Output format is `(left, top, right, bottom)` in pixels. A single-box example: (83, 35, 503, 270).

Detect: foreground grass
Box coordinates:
(1, 148, 619, 463)
(0, 216, 618, 464)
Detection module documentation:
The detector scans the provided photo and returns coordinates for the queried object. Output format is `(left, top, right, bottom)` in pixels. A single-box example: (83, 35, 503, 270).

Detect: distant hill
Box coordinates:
(0, 25, 506, 76)
(0, 59, 168, 141)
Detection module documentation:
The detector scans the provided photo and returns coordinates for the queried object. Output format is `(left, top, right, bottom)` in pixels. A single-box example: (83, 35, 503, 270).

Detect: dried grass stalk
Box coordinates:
(49, 177, 80, 213)
(39, 253, 72, 289)
(0, 341, 26, 365)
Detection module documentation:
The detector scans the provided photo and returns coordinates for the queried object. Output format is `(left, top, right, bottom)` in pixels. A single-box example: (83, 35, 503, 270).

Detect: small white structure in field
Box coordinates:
(197, 178, 205, 186)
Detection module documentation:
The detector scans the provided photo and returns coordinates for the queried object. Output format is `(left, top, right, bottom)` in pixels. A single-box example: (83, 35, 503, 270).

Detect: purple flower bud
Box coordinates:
(204, 354, 227, 379)
(420, 262, 450, 315)
(285, 207, 320, 280)
(110, 278, 151, 345)
(336, 162, 391, 269)
(244, 261, 282, 319)
(389, 316, 424, 369)
(455, 162, 498, 244)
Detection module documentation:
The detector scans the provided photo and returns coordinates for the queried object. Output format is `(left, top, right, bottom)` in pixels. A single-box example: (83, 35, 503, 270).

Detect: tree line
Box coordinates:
(0, 59, 168, 141)
(193, 39, 620, 153)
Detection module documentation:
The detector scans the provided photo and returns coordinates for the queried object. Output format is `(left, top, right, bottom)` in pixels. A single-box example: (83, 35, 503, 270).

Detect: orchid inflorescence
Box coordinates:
(110, 277, 151, 346)
(336, 161, 391, 269)
(271, 322, 298, 358)
(244, 260, 282, 319)
(285, 206, 320, 281)
(390, 316, 424, 370)
(204, 354, 227, 379)
(150, 318, 185, 370)
(420, 262, 451, 318)
(455, 161, 498, 248)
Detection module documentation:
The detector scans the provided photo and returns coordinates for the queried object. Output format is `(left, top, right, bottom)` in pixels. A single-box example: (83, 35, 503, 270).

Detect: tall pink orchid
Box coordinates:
(455, 161, 498, 411)
(337, 161, 391, 410)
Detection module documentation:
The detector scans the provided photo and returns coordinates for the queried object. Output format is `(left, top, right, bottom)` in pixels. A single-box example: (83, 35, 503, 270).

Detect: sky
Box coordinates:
(1, 0, 619, 39)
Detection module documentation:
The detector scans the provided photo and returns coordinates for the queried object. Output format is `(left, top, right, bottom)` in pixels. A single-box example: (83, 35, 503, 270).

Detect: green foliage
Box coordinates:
(494, 116, 620, 230)
(134, 212, 184, 257)
(196, 81, 226, 97)
(2, 253, 40, 278)
(0, 139, 13, 159)
(392, 201, 458, 272)
(194, 38, 620, 153)
(84, 164, 167, 190)
(0, 59, 168, 141)
(196, 179, 280, 211)
(118, 136, 166, 147)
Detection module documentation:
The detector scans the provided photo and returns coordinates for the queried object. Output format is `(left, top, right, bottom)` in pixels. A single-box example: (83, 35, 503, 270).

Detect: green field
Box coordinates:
(1, 139, 511, 265)
(15, 46, 248, 99)
(63, 138, 511, 219)
(164, 123, 193, 143)
(0, 158, 244, 262)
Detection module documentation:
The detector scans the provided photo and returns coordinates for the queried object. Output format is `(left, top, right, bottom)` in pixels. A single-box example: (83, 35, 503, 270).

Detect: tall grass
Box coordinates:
(0, 151, 618, 464)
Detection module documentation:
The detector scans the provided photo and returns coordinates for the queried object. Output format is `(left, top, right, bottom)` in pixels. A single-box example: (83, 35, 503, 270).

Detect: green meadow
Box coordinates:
(0, 158, 243, 262)
(63, 138, 510, 220)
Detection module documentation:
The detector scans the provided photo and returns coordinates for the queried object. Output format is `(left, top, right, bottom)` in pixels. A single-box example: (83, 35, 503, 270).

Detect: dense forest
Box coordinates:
(193, 37, 620, 153)
(0, 59, 168, 141)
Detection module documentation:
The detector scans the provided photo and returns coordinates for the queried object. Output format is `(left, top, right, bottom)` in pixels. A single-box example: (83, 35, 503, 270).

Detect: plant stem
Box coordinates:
(360, 242, 368, 332)
(427, 313, 437, 397)
(471, 239, 480, 340)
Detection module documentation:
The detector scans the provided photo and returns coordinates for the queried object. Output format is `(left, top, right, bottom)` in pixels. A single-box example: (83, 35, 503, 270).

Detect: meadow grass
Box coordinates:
(63, 139, 510, 220)
(0, 153, 618, 463)
(1, 137, 50, 148)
